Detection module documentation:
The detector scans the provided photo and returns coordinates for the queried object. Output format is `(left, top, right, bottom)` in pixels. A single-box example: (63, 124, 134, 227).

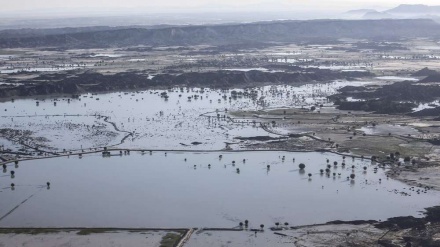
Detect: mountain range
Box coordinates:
(343, 4, 440, 21)
(0, 19, 438, 49)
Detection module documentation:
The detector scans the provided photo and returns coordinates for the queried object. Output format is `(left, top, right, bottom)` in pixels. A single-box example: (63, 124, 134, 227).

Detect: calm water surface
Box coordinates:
(0, 151, 438, 228)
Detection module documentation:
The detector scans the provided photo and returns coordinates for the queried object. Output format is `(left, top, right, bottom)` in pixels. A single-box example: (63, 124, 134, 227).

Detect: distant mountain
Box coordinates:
(346, 9, 376, 14)
(344, 4, 440, 20)
(386, 4, 440, 14)
(363, 11, 394, 20)
(342, 9, 377, 19)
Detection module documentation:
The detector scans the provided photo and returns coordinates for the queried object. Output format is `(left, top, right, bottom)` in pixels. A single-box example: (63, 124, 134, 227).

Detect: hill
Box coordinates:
(0, 19, 438, 49)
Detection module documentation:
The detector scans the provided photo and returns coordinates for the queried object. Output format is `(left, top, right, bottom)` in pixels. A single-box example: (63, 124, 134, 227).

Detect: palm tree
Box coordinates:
(299, 163, 306, 170)
(350, 174, 355, 180)
(260, 224, 264, 230)
(275, 222, 280, 228)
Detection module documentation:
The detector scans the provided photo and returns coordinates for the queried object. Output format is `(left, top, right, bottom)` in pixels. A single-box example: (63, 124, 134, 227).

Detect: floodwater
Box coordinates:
(359, 124, 420, 136)
(89, 54, 124, 58)
(0, 67, 81, 74)
(0, 80, 376, 152)
(413, 100, 440, 112)
(376, 76, 419, 82)
(0, 151, 438, 228)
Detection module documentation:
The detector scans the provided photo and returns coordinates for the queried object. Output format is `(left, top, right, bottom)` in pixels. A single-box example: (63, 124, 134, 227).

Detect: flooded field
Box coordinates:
(2, 17, 440, 246)
(0, 80, 376, 152)
(1, 151, 439, 228)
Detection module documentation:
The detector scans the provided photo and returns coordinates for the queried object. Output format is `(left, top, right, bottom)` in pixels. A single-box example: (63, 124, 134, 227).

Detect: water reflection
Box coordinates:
(1, 151, 439, 228)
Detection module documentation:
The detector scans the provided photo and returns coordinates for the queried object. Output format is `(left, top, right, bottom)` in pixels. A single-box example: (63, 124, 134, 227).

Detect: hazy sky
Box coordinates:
(2, 0, 440, 13)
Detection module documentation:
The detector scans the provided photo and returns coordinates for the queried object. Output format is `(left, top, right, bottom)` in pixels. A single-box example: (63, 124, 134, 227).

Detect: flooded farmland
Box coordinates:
(0, 80, 376, 152)
(1, 80, 439, 232)
(1, 151, 439, 228)
(3, 13, 440, 246)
